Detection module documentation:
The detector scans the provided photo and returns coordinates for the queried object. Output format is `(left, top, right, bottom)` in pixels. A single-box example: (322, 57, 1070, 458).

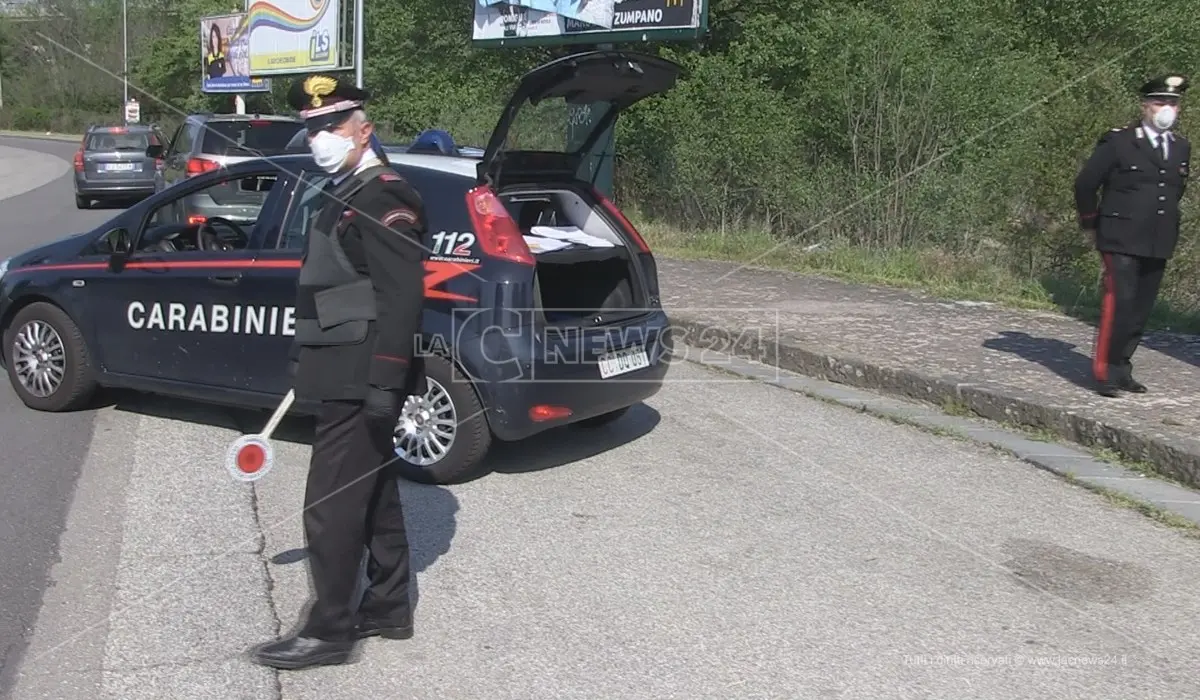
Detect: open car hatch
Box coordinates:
(478, 50, 684, 188)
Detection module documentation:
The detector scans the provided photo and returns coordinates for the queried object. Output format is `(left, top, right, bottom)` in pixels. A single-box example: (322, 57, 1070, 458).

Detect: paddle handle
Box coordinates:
(260, 389, 295, 439)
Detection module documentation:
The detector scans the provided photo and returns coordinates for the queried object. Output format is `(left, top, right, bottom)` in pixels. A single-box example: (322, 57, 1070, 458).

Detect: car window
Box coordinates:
(277, 171, 331, 250)
(285, 129, 307, 153)
(134, 176, 269, 254)
(200, 120, 304, 157)
(86, 131, 149, 151)
(275, 166, 473, 251)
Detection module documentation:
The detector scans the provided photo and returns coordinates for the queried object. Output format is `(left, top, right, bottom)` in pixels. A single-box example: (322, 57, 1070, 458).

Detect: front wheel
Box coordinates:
(2, 302, 97, 411)
(390, 354, 492, 485)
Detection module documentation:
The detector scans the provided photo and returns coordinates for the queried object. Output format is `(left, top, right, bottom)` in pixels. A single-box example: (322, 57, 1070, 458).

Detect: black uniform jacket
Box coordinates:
(292, 171, 429, 402)
(1074, 121, 1191, 260)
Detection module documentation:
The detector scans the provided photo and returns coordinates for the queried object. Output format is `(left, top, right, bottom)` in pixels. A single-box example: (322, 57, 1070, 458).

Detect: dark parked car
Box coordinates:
(0, 50, 679, 485)
(73, 124, 167, 209)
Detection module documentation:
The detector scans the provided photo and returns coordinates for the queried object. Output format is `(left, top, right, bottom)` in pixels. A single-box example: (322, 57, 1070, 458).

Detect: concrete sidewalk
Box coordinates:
(13, 361, 1200, 699)
(658, 258, 1200, 488)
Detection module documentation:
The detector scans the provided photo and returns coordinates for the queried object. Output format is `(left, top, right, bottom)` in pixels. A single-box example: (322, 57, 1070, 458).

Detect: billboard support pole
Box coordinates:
(353, 0, 363, 88)
(235, 94, 246, 115)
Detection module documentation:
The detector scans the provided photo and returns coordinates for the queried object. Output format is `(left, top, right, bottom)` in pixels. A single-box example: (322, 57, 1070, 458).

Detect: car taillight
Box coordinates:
(529, 405, 572, 421)
(464, 184, 534, 266)
(592, 187, 650, 253)
(249, 119, 271, 126)
(187, 215, 207, 225)
(155, 157, 165, 170)
(73, 149, 83, 172)
(186, 157, 220, 176)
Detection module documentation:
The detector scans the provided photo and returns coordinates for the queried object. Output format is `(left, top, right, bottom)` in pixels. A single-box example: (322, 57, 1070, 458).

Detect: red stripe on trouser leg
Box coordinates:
(1093, 253, 1116, 382)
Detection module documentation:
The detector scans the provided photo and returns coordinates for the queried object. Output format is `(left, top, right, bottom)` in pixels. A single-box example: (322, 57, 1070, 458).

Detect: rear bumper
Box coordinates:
(74, 174, 156, 197)
(459, 309, 672, 441)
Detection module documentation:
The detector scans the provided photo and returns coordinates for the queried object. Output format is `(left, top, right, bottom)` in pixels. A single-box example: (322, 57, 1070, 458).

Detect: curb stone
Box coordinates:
(673, 343, 1200, 530)
(666, 312, 1200, 491)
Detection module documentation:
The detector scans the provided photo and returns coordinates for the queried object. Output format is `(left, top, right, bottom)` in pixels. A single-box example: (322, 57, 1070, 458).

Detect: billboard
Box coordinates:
(472, 0, 707, 47)
(201, 13, 271, 93)
(232, 0, 341, 76)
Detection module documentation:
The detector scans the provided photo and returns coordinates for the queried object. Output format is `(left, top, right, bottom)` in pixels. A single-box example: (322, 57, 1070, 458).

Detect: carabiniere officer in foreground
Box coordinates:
(1074, 74, 1191, 398)
(250, 75, 430, 670)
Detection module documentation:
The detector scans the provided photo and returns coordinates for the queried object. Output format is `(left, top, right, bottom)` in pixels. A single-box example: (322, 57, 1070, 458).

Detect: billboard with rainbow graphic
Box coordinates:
(227, 0, 341, 76)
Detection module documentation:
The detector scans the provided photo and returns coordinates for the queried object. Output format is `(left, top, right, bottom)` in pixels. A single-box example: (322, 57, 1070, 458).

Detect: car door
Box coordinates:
(238, 167, 325, 397)
(89, 167, 288, 390)
(159, 120, 198, 191)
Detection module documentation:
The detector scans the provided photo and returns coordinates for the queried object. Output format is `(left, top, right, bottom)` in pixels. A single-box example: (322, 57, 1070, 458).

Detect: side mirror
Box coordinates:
(146, 144, 164, 159)
(98, 228, 131, 270)
(108, 250, 129, 273)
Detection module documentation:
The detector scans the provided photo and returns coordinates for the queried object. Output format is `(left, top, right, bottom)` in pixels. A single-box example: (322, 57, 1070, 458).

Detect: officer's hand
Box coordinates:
(364, 385, 403, 424)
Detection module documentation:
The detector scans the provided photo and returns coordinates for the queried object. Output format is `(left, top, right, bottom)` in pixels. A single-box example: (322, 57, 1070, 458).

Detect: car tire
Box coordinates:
(75, 195, 89, 209)
(390, 354, 493, 486)
(2, 302, 97, 412)
(573, 405, 631, 428)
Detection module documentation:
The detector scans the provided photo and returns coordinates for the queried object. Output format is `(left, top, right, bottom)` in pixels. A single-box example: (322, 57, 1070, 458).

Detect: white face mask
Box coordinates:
(1153, 105, 1178, 131)
(309, 130, 355, 173)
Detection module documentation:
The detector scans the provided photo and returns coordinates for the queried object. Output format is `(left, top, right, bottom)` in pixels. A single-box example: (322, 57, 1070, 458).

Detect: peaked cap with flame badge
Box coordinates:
(287, 74, 372, 130)
(1140, 74, 1190, 101)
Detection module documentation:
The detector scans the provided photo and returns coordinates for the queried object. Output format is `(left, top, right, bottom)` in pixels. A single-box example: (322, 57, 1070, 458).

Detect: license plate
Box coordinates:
(101, 163, 137, 172)
(597, 346, 650, 378)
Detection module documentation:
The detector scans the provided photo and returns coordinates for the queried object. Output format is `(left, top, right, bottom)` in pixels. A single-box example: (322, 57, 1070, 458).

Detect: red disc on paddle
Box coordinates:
(236, 443, 266, 474)
(225, 435, 274, 482)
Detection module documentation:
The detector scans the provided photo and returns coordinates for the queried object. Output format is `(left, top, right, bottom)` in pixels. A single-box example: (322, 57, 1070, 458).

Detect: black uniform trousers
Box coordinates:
(1093, 252, 1168, 384)
(299, 399, 412, 642)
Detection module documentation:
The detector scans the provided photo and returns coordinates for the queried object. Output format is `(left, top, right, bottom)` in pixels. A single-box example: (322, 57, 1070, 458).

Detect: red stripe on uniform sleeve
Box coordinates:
(381, 208, 417, 227)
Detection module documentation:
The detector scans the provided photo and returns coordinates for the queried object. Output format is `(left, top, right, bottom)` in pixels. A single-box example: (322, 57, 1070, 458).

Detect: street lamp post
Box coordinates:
(353, 0, 363, 88)
(121, 0, 128, 120)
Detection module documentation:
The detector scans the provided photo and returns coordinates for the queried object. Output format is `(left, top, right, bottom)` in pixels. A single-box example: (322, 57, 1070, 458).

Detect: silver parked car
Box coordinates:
(73, 124, 166, 209)
(152, 113, 304, 226)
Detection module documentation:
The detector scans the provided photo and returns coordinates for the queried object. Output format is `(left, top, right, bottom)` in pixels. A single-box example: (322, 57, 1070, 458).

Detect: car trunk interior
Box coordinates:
(501, 187, 648, 328)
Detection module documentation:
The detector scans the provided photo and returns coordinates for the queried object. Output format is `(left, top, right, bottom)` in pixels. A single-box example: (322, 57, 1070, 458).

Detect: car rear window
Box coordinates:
(86, 131, 150, 151)
(199, 120, 303, 157)
(392, 165, 475, 233)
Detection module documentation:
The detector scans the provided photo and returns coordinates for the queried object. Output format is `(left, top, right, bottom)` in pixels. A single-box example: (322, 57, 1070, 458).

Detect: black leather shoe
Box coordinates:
(250, 636, 355, 670)
(1120, 377, 1147, 393)
(1096, 381, 1120, 398)
(356, 619, 414, 640)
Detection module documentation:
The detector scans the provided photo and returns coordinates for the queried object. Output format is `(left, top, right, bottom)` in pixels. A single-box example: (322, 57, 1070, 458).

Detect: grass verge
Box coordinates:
(0, 129, 84, 142)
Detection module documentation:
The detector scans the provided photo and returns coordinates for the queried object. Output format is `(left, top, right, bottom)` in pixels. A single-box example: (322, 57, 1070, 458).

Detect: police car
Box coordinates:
(0, 50, 679, 485)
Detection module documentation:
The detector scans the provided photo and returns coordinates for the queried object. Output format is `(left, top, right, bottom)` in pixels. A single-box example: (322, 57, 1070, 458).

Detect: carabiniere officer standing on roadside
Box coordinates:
(1074, 74, 1190, 398)
(250, 74, 429, 671)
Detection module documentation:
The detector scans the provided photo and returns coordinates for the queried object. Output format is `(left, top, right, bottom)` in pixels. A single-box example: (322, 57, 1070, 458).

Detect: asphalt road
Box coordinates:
(3, 137, 1200, 698)
(0, 136, 127, 697)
